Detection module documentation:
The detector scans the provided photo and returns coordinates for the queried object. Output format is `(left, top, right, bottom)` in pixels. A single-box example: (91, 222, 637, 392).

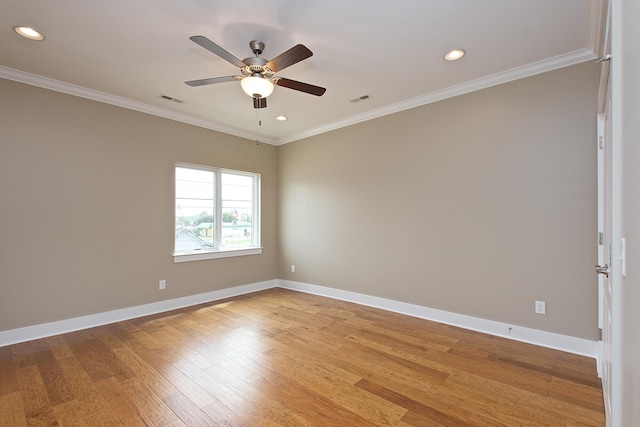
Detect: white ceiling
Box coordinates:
(1, 0, 605, 145)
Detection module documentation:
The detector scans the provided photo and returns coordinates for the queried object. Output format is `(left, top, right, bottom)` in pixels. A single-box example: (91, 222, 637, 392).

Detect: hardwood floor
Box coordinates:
(0, 288, 604, 426)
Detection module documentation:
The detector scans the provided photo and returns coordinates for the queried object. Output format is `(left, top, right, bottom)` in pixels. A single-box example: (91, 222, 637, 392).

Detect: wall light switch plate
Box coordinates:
(535, 300, 546, 314)
(159, 280, 166, 290)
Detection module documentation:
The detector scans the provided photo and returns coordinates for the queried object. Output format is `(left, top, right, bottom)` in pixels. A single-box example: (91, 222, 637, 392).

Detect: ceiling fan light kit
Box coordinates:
(186, 36, 326, 109)
(240, 74, 274, 98)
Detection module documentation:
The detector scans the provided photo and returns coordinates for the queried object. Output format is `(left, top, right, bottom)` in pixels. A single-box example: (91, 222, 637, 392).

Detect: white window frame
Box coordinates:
(173, 163, 261, 263)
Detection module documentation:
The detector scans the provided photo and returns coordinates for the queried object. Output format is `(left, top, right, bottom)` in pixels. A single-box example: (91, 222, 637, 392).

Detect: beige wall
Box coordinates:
(278, 62, 599, 340)
(0, 79, 278, 331)
(1, 62, 600, 343)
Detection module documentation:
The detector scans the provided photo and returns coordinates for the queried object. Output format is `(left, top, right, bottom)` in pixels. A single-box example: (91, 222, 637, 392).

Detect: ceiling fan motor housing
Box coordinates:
(242, 56, 273, 77)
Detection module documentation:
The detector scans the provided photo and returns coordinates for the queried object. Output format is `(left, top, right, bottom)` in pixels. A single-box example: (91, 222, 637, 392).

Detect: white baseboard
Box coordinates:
(278, 279, 598, 358)
(0, 280, 278, 347)
(0, 278, 598, 359)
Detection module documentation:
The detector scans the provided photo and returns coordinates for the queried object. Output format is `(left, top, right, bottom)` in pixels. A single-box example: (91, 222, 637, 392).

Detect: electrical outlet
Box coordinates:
(291, 264, 296, 273)
(159, 280, 166, 290)
(535, 300, 546, 314)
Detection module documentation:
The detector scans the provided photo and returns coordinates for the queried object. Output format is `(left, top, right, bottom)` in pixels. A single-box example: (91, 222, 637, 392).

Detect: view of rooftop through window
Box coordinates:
(175, 165, 258, 254)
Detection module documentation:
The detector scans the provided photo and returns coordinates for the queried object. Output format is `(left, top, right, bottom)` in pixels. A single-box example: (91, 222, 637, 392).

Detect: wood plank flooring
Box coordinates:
(0, 288, 605, 426)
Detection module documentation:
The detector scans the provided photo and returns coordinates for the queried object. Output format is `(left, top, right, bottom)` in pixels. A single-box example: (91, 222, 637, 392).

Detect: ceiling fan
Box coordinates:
(185, 36, 326, 109)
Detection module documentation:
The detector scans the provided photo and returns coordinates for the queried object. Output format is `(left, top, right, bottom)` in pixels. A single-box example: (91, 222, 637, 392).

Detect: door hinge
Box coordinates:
(599, 232, 604, 245)
(610, 243, 613, 265)
(599, 135, 604, 149)
(598, 328, 603, 341)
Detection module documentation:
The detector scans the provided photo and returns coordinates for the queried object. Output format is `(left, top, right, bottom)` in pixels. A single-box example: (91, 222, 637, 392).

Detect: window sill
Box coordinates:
(173, 247, 262, 263)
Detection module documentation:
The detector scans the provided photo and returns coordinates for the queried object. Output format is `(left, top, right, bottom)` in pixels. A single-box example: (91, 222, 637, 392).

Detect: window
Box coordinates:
(174, 164, 261, 262)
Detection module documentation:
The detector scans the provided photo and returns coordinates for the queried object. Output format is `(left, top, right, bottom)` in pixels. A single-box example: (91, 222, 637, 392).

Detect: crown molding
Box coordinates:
(0, 66, 277, 145)
(2, 47, 596, 147)
(275, 48, 597, 145)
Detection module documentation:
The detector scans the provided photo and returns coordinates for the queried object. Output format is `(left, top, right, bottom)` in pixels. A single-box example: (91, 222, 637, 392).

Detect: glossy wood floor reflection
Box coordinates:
(0, 289, 604, 426)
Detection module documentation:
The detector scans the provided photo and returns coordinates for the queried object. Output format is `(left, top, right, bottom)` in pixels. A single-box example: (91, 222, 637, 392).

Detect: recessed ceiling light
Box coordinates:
(444, 49, 465, 61)
(275, 115, 288, 121)
(13, 26, 45, 41)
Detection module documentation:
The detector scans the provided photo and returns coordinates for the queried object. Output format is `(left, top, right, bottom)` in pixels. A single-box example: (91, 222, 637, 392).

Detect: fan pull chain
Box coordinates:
(255, 109, 261, 145)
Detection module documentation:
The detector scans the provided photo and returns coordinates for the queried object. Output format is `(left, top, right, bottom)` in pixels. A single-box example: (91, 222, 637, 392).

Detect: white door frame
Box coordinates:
(597, 106, 613, 425)
(596, 2, 616, 424)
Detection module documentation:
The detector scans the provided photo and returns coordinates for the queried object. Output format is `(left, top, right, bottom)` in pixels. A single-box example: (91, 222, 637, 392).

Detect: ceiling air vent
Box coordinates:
(349, 93, 373, 103)
(158, 94, 184, 104)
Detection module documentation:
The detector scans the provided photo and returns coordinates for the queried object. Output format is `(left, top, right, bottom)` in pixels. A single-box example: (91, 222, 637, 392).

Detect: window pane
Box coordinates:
(175, 167, 215, 253)
(221, 172, 254, 248)
(174, 164, 260, 261)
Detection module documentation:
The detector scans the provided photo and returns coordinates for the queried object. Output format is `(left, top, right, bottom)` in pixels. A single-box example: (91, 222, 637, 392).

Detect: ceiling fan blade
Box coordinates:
(275, 78, 326, 96)
(253, 97, 267, 109)
(190, 35, 245, 68)
(266, 44, 313, 72)
(185, 75, 242, 87)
